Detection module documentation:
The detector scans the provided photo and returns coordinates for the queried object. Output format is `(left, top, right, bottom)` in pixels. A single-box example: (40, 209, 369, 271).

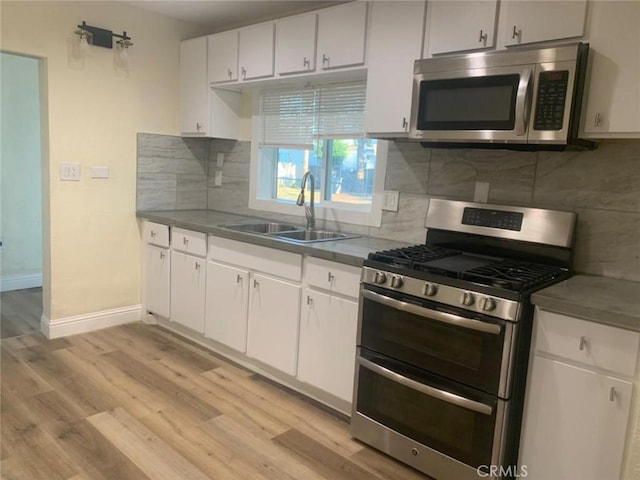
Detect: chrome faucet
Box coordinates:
(296, 171, 316, 230)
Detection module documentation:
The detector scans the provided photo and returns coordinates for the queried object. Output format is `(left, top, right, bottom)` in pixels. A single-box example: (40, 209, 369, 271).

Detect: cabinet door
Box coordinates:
(298, 289, 358, 402)
(426, 1, 497, 55)
(365, 1, 425, 136)
(239, 22, 275, 81)
(208, 31, 238, 83)
(317, 1, 368, 70)
(180, 37, 208, 135)
(582, 1, 640, 136)
(520, 356, 632, 480)
(277, 13, 317, 75)
(170, 251, 206, 333)
(502, 0, 587, 47)
(247, 273, 300, 375)
(210, 89, 241, 140)
(145, 245, 170, 318)
(205, 261, 249, 352)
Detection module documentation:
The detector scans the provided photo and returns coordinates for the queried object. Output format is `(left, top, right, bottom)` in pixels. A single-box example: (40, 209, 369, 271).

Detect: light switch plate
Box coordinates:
(474, 181, 490, 202)
(91, 166, 110, 179)
(382, 190, 399, 212)
(60, 163, 81, 181)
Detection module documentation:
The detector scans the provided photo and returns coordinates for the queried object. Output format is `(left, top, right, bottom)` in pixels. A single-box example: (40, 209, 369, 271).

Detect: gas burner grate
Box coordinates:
(462, 259, 566, 290)
(368, 245, 459, 269)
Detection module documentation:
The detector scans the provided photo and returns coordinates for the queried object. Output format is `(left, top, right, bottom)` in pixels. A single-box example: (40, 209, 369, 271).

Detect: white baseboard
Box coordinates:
(0, 273, 42, 292)
(41, 304, 143, 339)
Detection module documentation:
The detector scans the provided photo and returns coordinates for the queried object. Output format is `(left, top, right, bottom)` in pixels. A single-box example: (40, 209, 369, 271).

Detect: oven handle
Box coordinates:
(361, 289, 502, 335)
(358, 356, 494, 416)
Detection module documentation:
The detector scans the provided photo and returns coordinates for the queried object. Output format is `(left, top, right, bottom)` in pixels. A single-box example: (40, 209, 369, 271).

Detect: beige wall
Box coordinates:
(0, 1, 206, 319)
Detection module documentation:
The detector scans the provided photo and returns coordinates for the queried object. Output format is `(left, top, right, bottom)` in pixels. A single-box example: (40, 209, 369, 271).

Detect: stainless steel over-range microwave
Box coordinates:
(409, 43, 595, 150)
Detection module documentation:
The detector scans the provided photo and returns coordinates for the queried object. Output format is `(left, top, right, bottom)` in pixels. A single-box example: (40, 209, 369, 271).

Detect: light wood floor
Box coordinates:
(0, 322, 430, 480)
(0, 288, 42, 339)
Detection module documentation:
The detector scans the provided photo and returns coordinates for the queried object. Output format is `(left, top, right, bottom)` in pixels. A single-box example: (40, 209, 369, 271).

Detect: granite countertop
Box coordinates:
(137, 209, 410, 267)
(532, 274, 640, 332)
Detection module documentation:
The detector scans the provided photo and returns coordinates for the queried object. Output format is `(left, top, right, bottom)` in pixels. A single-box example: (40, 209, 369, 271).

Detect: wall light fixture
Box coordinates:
(74, 21, 134, 51)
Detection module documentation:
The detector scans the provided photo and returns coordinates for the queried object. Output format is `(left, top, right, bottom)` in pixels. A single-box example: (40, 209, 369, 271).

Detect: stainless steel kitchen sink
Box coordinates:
(219, 222, 359, 243)
(273, 230, 359, 243)
(221, 222, 303, 234)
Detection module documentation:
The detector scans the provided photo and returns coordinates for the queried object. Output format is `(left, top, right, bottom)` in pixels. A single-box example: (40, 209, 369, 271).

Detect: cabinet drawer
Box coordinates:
(172, 228, 207, 257)
(305, 256, 361, 298)
(535, 309, 640, 377)
(143, 221, 170, 247)
(208, 236, 302, 281)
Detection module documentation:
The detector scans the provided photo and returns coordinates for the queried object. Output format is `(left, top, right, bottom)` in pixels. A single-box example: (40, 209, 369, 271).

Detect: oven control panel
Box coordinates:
(462, 207, 523, 231)
(362, 267, 519, 321)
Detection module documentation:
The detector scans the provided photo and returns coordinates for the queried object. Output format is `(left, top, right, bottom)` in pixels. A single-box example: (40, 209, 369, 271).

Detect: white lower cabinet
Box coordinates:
(520, 309, 639, 480)
(145, 244, 170, 318)
(298, 288, 358, 402)
(170, 251, 206, 333)
(206, 236, 303, 377)
(520, 357, 632, 480)
(205, 261, 249, 352)
(247, 273, 301, 376)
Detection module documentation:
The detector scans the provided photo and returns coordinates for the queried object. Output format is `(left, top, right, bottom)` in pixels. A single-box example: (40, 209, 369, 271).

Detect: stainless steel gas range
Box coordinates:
(351, 199, 576, 480)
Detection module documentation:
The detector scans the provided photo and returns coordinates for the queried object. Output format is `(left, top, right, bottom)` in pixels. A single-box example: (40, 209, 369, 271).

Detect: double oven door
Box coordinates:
(351, 284, 518, 478)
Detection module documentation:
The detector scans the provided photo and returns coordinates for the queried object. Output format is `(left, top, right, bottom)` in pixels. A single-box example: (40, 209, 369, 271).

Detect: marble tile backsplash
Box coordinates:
(137, 133, 640, 281)
(136, 133, 209, 210)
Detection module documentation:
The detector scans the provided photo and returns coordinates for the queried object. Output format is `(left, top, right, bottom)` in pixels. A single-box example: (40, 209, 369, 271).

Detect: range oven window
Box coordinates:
(360, 287, 507, 395)
(417, 74, 520, 131)
(356, 350, 499, 468)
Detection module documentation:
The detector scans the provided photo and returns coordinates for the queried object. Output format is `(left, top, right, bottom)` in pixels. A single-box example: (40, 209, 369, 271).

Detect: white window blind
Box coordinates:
(260, 81, 366, 146)
(261, 88, 316, 148)
(316, 82, 366, 139)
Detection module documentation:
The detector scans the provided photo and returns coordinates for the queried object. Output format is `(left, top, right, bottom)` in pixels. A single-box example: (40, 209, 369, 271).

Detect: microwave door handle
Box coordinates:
(514, 67, 533, 136)
(361, 289, 502, 335)
(358, 356, 494, 416)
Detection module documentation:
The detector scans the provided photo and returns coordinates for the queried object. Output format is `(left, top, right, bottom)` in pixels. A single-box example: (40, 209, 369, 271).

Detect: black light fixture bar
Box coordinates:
(76, 21, 133, 49)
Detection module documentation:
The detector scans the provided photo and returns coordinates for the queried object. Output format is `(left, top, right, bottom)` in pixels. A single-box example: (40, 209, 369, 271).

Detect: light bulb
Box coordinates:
(79, 35, 90, 53)
(119, 46, 128, 62)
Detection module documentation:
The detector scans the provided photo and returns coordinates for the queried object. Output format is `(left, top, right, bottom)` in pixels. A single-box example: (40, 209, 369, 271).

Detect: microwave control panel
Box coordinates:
(533, 70, 569, 131)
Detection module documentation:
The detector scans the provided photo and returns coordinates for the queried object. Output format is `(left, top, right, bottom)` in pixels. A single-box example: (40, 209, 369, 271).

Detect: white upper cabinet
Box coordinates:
(317, 1, 368, 70)
(582, 1, 640, 137)
(277, 13, 317, 75)
(238, 22, 276, 81)
(180, 37, 209, 136)
(426, 1, 497, 55)
(365, 0, 426, 136)
(501, 0, 588, 47)
(208, 30, 239, 83)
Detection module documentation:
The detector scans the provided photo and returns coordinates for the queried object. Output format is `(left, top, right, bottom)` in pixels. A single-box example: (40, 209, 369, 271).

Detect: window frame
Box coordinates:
(248, 88, 387, 228)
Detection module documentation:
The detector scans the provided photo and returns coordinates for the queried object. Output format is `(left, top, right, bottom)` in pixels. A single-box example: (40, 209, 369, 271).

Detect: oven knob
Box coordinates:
(480, 297, 497, 312)
(460, 291, 475, 306)
(423, 282, 438, 297)
(373, 271, 387, 285)
(391, 276, 404, 288)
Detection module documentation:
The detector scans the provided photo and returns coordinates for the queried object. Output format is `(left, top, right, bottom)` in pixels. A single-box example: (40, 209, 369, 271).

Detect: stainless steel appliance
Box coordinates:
(409, 43, 595, 150)
(351, 199, 576, 480)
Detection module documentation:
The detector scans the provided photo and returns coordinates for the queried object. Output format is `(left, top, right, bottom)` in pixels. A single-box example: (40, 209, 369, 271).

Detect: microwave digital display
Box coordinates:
(418, 74, 520, 131)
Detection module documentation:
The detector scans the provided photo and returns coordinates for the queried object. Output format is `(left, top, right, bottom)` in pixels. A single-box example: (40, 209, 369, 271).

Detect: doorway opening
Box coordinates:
(0, 52, 45, 339)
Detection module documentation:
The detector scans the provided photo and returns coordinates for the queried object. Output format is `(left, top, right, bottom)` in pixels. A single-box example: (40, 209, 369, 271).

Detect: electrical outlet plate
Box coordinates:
(60, 163, 81, 181)
(382, 190, 399, 212)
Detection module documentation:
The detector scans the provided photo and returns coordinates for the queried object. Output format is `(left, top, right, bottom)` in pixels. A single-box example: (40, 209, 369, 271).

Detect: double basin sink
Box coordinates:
(220, 222, 359, 243)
